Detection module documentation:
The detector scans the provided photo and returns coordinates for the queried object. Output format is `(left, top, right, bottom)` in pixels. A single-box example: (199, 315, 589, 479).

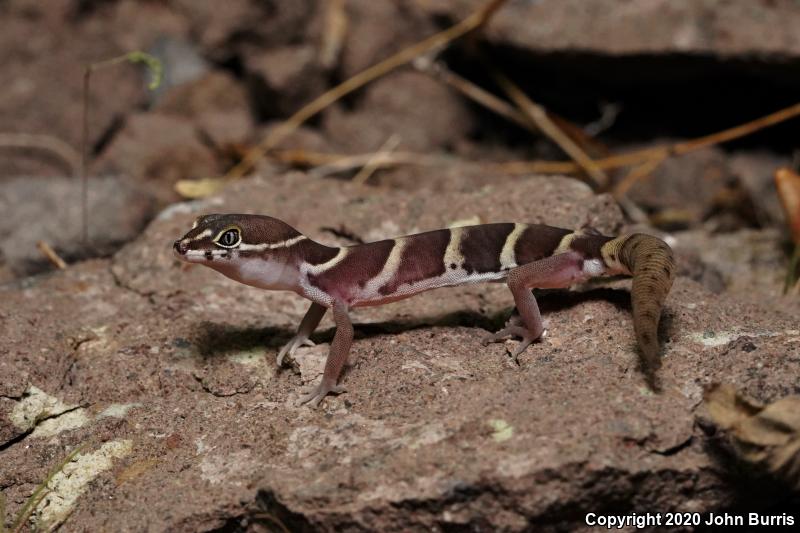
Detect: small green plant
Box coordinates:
(0, 444, 85, 533)
(81, 51, 163, 244)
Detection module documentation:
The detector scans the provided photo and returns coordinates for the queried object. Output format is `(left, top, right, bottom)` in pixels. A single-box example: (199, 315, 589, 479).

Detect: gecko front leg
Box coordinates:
(277, 302, 327, 366)
(298, 300, 353, 407)
(483, 251, 585, 362)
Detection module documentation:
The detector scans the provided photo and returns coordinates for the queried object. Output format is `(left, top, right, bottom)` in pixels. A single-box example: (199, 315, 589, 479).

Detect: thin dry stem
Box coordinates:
(352, 134, 401, 185)
(82, 51, 162, 244)
(414, 58, 534, 131)
(273, 100, 800, 188)
(488, 67, 608, 188)
(36, 241, 68, 270)
(224, 0, 509, 180)
(613, 154, 666, 197)
(0, 133, 80, 176)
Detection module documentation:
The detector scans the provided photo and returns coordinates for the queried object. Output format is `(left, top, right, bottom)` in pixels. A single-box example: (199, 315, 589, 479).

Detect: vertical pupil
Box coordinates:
(223, 231, 236, 245)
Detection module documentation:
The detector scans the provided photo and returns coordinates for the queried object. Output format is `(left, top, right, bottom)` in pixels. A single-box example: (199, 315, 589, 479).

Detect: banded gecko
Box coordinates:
(174, 215, 675, 406)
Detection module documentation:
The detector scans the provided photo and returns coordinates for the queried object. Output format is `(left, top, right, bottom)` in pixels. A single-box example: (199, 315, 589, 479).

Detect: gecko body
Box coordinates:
(174, 214, 675, 406)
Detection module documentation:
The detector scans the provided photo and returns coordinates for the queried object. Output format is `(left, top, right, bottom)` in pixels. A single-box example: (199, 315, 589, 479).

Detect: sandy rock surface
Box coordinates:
(1, 173, 798, 531)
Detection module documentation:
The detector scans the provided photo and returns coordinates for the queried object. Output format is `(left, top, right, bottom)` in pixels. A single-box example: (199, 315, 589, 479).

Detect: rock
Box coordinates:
(1, 172, 798, 529)
(171, 0, 319, 59)
(0, 0, 188, 177)
(96, 113, 221, 202)
(420, 0, 800, 57)
(322, 71, 475, 153)
(147, 36, 209, 105)
(0, 2, 141, 177)
(156, 71, 255, 148)
(0, 174, 156, 279)
(626, 146, 771, 231)
(156, 71, 250, 119)
(244, 44, 327, 118)
(672, 227, 797, 306)
(337, 0, 437, 79)
(729, 150, 789, 227)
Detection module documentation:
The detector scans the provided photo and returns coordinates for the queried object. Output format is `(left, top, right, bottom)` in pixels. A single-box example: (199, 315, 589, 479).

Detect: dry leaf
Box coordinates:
(775, 167, 800, 245)
(704, 384, 800, 489)
(174, 178, 226, 199)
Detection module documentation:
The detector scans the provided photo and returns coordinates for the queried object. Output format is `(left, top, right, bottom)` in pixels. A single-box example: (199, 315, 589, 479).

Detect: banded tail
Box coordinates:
(602, 233, 676, 386)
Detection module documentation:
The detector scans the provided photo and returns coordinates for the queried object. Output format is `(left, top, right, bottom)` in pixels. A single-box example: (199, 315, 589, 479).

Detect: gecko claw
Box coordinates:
(481, 325, 545, 363)
(298, 380, 346, 407)
(276, 336, 315, 367)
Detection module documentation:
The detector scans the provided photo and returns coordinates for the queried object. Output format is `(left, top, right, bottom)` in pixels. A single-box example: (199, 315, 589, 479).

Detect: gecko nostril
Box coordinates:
(173, 240, 185, 254)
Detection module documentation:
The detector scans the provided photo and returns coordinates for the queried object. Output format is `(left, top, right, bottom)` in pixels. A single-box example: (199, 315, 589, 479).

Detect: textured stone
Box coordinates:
(1, 172, 797, 530)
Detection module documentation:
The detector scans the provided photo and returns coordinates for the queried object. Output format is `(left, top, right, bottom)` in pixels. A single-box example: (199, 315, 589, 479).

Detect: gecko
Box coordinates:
(174, 214, 675, 406)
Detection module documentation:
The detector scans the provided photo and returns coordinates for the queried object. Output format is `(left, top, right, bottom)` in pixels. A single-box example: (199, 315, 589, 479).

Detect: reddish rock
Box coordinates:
(156, 70, 255, 148)
(338, 0, 437, 79)
(0, 0, 188, 177)
(2, 172, 798, 530)
(420, 0, 800, 57)
(171, 0, 320, 58)
(0, 174, 156, 278)
(244, 44, 327, 118)
(323, 71, 475, 153)
(96, 113, 220, 201)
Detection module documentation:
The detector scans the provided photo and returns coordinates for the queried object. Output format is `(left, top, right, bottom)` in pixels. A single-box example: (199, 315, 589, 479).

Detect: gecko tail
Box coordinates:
(602, 233, 676, 388)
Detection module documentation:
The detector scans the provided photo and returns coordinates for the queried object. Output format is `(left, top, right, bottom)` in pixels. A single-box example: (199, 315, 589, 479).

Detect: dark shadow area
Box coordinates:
(188, 287, 664, 364)
(444, 44, 800, 153)
(694, 427, 800, 531)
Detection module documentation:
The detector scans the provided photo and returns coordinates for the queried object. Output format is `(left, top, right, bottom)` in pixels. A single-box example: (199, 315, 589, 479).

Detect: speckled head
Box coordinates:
(173, 214, 307, 264)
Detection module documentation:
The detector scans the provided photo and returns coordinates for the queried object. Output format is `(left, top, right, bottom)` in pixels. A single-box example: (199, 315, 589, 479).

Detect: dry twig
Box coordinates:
(414, 57, 533, 131)
(352, 134, 402, 185)
(36, 241, 68, 270)
(487, 66, 609, 188)
(493, 102, 800, 180)
(272, 102, 800, 194)
(416, 58, 607, 159)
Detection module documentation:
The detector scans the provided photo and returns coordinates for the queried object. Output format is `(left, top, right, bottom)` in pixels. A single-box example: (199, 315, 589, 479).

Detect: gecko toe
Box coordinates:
(298, 380, 346, 407)
(482, 325, 544, 363)
(276, 335, 314, 367)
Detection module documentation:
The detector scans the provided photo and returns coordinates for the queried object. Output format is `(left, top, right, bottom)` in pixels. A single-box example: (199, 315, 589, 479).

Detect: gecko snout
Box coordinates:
(173, 240, 187, 255)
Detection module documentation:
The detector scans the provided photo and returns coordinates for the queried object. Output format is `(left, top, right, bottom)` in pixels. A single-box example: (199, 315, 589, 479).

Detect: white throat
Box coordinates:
(210, 254, 299, 291)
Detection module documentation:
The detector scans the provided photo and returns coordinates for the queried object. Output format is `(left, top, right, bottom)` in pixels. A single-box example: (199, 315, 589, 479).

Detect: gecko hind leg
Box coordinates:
(482, 252, 586, 362)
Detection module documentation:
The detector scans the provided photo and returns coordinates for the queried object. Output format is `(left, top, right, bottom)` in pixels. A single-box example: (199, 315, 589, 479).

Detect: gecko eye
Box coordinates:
(215, 228, 241, 248)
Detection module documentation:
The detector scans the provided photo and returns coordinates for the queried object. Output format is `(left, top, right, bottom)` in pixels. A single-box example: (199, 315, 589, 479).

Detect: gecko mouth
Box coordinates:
(173, 239, 236, 263)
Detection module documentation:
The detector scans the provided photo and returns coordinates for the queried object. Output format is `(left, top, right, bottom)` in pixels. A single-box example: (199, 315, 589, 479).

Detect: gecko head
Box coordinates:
(173, 214, 308, 265)
(173, 214, 245, 264)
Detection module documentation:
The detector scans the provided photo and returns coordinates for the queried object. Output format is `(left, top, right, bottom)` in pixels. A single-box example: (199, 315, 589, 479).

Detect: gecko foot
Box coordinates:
(276, 335, 316, 367)
(481, 325, 546, 363)
(297, 380, 346, 408)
